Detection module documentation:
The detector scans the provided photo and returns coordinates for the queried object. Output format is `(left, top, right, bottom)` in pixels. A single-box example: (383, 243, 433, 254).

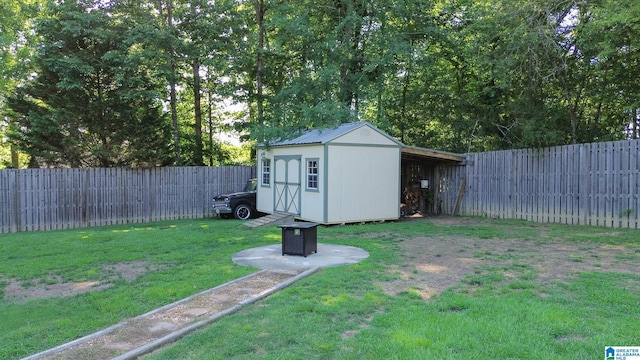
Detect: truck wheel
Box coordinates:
(234, 204, 253, 220)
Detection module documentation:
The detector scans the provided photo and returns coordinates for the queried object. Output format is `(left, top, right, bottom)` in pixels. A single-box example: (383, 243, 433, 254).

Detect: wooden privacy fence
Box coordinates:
(0, 166, 256, 233)
(3, 140, 639, 232)
(458, 139, 640, 228)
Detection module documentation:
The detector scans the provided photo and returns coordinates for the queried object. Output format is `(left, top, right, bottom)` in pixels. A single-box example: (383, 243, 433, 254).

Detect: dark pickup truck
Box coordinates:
(212, 179, 257, 220)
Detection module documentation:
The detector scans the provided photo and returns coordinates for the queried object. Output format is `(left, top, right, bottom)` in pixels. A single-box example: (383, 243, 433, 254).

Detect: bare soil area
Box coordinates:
(379, 217, 640, 300)
(2, 261, 166, 303)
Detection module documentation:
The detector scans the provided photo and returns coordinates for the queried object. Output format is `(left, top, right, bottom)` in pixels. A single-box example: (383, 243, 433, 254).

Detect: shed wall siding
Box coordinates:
(326, 145, 400, 223)
(298, 146, 325, 221)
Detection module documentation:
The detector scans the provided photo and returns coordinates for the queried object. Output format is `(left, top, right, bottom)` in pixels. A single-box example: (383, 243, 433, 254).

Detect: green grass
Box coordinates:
(1, 217, 639, 359)
(0, 219, 269, 359)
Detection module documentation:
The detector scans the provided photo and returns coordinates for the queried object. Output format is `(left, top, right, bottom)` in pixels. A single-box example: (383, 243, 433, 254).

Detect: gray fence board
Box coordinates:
(0, 166, 255, 233)
(458, 139, 640, 229)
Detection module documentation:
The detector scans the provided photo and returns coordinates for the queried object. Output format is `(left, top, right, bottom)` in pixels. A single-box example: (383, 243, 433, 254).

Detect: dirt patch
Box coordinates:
(2, 261, 165, 303)
(428, 217, 487, 226)
(2, 277, 111, 302)
(379, 218, 640, 300)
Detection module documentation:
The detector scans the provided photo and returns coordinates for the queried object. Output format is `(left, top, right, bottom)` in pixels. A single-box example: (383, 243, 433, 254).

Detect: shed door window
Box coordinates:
(306, 159, 318, 190)
(262, 159, 271, 186)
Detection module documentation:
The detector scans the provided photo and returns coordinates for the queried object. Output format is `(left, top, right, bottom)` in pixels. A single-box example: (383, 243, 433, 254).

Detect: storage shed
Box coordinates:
(256, 122, 403, 224)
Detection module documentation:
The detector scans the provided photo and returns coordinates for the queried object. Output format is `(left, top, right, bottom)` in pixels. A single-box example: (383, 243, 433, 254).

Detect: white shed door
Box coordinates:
(274, 156, 301, 215)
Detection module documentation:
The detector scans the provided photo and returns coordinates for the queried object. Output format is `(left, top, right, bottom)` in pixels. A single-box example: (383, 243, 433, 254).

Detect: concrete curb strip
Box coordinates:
(21, 322, 128, 360)
(113, 267, 319, 360)
(111, 305, 243, 360)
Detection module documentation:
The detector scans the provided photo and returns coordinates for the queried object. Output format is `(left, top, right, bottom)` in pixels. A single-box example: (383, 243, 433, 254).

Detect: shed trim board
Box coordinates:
(323, 145, 329, 223)
(322, 142, 401, 149)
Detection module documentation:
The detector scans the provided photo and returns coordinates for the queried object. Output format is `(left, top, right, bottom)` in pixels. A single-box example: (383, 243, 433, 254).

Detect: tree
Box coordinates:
(6, 0, 172, 167)
(4, 0, 640, 163)
(240, 0, 640, 151)
(576, 0, 640, 140)
(0, 0, 41, 168)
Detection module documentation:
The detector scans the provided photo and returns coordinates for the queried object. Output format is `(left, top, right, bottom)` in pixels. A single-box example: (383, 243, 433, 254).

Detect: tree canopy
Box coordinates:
(1, 0, 638, 168)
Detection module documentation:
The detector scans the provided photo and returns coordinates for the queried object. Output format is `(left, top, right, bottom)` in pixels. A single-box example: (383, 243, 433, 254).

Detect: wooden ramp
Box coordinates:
(244, 213, 295, 228)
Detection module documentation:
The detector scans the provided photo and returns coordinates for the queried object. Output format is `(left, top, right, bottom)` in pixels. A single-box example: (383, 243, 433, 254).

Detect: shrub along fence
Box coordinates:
(458, 139, 640, 229)
(0, 166, 256, 233)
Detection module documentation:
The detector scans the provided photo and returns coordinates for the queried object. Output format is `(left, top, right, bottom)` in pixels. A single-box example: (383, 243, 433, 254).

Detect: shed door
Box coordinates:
(274, 156, 301, 215)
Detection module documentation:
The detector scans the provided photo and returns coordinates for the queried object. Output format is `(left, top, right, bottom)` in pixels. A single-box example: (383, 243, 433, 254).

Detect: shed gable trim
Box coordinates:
(267, 122, 403, 147)
(326, 142, 401, 149)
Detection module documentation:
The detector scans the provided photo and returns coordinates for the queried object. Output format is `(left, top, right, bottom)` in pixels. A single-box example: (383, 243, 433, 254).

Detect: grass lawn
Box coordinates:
(1, 217, 639, 359)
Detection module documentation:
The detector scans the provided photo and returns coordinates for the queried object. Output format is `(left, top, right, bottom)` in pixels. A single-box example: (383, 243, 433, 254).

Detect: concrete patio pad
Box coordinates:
(232, 243, 370, 270)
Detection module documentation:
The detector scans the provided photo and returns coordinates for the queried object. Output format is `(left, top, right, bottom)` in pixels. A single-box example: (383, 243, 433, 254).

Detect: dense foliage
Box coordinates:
(1, 0, 638, 167)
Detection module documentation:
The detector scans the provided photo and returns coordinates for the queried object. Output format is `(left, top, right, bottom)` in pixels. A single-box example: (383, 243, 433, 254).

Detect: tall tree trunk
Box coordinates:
(207, 90, 218, 165)
(164, 0, 181, 165)
(169, 73, 180, 165)
(632, 108, 639, 139)
(338, 0, 353, 112)
(376, 4, 387, 124)
(193, 58, 204, 166)
(254, 0, 266, 130)
(10, 145, 19, 168)
(399, 41, 414, 144)
(558, 73, 579, 144)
